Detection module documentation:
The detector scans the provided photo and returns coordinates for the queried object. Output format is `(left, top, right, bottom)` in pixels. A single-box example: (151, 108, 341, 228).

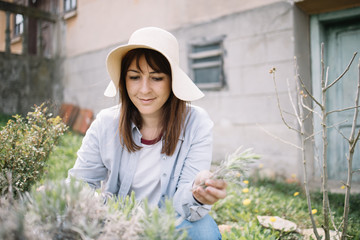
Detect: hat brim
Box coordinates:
(104, 44, 204, 101)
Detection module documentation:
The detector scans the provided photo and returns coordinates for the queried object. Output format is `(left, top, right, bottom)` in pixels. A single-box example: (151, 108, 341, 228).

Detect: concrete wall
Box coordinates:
(63, 1, 309, 179)
(0, 53, 62, 115)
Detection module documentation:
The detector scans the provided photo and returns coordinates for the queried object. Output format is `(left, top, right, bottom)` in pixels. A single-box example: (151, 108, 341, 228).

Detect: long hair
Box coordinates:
(118, 48, 188, 156)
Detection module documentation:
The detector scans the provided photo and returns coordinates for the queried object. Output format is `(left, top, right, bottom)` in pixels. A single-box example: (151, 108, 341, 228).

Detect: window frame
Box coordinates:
(14, 13, 24, 37)
(189, 36, 225, 90)
(64, 0, 77, 13)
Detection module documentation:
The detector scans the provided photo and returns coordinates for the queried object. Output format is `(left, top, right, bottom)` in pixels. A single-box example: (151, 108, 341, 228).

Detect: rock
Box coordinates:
(257, 216, 297, 233)
(301, 228, 340, 240)
(218, 224, 233, 234)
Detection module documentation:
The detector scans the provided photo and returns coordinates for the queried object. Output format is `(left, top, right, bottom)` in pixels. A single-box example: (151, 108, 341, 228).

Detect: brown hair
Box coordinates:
(118, 48, 188, 156)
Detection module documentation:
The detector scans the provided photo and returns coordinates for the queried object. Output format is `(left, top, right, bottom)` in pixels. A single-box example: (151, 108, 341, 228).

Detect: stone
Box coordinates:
(218, 224, 233, 234)
(257, 216, 297, 233)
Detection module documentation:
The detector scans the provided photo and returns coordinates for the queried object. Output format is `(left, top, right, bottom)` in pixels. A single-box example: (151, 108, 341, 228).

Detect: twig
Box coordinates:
(341, 58, 360, 240)
(325, 52, 358, 91)
(298, 74, 323, 109)
(257, 123, 302, 150)
(325, 66, 330, 89)
(286, 78, 301, 127)
(334, 126, 350, 142)
(327, 105, 360, 116)
(271, 68, 301, 133)
(282, 110, 298, 118)
(300, 97, 321, 119)
(304, 120, 348, 141)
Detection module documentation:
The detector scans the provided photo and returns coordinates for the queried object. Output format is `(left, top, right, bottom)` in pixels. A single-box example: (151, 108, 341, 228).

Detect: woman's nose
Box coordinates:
(139, 76, 151, 93)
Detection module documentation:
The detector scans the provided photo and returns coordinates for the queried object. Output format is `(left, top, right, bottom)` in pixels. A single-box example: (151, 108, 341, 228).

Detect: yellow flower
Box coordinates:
(312, 209, 317, 214)
(291, 173, 297, 179)
(242, 199, 251, 206)
(270, 217, 277, 222)
(242, 188, 249, 193)
(293, 192, 299, 197)
(236, 173, 241, 177)
(341, 185, 345, 189)
(258, 163, 264, 169)
(243, 180, 249, 185)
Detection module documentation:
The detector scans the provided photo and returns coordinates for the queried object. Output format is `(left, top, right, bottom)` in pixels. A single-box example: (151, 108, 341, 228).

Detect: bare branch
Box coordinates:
(271, 69, 300, 132)
(325, 52, 358, 91)
(286, 77, 301, 127)
(341, 57, 360, 240)
(334, 126, 350, 142)
(256, 123, 302, 150)
(353, 169, 360, 174)
(305, 119, 348, 141)
(300, 96, 321, 119)
(327, 105, 360, 116)
(282, 110, 298, 118)
(298, 74, 323, 108)
(325, 66, 330, 88)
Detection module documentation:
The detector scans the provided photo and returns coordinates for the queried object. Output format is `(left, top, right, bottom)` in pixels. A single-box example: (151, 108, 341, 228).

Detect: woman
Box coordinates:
(68, 27, 227, 240)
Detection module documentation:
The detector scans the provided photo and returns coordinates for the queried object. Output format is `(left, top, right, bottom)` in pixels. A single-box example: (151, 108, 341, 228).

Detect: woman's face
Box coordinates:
(125, 55, 171, 120)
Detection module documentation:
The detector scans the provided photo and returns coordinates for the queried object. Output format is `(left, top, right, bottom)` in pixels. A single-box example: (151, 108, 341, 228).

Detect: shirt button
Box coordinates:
(162, 156, 166, 160)
(162, 173, 167, 177)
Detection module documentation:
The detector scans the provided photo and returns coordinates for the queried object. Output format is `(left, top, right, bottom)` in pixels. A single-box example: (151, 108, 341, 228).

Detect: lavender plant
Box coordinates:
(196, 147, 260, 189)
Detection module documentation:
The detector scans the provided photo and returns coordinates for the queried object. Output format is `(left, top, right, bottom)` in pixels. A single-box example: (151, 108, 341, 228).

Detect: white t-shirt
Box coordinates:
(130, 139, 162, 206)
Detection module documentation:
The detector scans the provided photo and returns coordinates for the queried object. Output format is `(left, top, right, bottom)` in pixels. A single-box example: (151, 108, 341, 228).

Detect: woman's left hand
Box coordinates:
(192, 170, 227, 205)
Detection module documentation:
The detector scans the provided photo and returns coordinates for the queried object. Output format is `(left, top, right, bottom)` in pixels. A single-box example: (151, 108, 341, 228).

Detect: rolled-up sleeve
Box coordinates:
(68, 113, 108, 189)
(173, 107, 214, 221)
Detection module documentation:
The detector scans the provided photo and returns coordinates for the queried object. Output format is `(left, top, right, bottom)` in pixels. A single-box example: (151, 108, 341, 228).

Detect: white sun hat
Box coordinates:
(104, 27, 204, 101)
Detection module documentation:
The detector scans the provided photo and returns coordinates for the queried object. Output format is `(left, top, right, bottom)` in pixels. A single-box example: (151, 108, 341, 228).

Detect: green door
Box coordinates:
(324, 17, 360, 182)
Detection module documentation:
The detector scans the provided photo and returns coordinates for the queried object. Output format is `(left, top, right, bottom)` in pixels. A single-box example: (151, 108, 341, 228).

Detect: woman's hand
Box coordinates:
(192, 170, 227, 205)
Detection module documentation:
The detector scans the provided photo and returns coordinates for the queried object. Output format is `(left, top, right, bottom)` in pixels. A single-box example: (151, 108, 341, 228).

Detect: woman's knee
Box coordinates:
(177, 214, 221, 240)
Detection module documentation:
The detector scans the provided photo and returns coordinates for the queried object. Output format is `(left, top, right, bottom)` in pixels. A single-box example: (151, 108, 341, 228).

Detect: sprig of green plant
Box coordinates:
(213, 147, 260, 180)
(140, 199, 188, 240)
(196, 147, 260, 190)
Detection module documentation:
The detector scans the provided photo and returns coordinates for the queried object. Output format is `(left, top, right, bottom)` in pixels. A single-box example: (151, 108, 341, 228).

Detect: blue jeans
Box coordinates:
(176, 214, 222, 240)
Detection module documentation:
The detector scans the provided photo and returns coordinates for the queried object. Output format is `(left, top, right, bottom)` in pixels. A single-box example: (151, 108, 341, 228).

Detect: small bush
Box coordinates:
(0, 104, 68, 197)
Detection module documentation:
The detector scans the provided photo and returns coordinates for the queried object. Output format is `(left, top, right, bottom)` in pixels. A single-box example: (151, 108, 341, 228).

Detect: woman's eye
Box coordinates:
(152, 77, 163, 81)
(128, 76, 140, 80)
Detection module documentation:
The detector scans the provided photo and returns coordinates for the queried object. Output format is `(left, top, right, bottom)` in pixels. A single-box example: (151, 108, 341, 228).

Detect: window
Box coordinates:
(64, 0, 77, 12)
(189, 38, 225, 89)
(14, 14, 23, 36)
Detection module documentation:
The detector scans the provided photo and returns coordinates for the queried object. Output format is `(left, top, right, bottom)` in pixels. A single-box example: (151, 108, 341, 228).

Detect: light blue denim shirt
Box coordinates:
(68, 104, 214, 221)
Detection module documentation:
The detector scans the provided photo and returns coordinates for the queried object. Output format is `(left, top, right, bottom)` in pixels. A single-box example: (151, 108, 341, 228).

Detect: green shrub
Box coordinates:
(0, 104, 68, 197)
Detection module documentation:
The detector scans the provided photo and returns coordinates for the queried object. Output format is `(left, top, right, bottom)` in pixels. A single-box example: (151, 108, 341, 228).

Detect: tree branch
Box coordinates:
(271, 68, 300, 132)
(327, 105, 360, 116)
(298, 74, 323, 109)
(325, 52, 358, 91)
(256, 123, 302, 150)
